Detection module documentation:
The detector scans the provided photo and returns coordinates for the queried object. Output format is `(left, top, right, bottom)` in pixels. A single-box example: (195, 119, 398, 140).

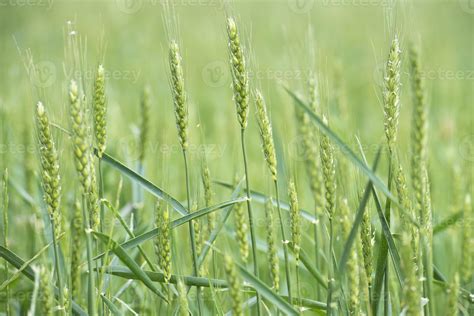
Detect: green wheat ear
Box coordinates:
(39, 265, 53, 315)
(265, 198, 279, 292)
(177, 279, 189, 316)
(92, 64, 107, 158)
(320, 115, 336, 219)
(224, 254, 244, 316)
(35, 101, 62, 237)
(233, 193, 249, 263)
(400, 232, 421, 314)
(69, 80, 99, 230)
(288, 180, 301, 262)
(169, 40, 188, 151)
(446, 273, 459, 315)
(383, 36, 401, 152)
(227, 17, 249, 130)
(154, 201, 172, 283)
(70, 198, 82, 298)
(255, 90, 277, 181)
(461, 194, 473, 283)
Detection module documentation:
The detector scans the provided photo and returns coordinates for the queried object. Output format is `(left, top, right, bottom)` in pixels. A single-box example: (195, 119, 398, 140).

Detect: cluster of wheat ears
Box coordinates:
(0, 13, 473, 316)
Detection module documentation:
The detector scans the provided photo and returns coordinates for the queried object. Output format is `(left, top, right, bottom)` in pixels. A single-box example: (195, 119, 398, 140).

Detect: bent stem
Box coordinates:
(274, 179, 292, 302)
(240, 128, 261, 315)
(182, 150, 202, 315)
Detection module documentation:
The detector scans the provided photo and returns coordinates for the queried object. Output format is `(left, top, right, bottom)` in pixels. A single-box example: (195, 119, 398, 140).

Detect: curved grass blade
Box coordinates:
(93, 232, 168, 303)
(197, 179, 245, 268)
(101, 294, 122, 316)
(337, 147, 381, 278)
(99, 151, 188, 215)
(233, 260, 299, 315)
(433, 211, 463, 235)
(284, 86, 397, 203)
(100, 265, 229, 288)
(0, 233, 63, 291)
(290, 243, 328, 289)
(372, 188, 403, 286)
(214, 180, 316, 222)
(0, 246, 87, 316)
(93, 197, 246, 261)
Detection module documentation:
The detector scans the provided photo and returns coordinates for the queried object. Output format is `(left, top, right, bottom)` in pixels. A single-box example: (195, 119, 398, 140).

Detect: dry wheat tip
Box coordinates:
(69, 80, 92, 193)
(224, 254, 244, 316)
(265, 198, 280, 291)
(154, 201, 172, 283)
(35, 101, 62, 236)
(320, 115, 336, 219)
(255, 90, 277, 181)
(288, 180, 301, 262)
(169, 40, 188, 151)
(93, 64, 107, 158)
(227, 17, 249, 129)
(383, 36, 401, 152)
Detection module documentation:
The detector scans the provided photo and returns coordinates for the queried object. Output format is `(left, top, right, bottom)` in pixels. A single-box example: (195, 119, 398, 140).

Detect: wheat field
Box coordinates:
(0, 1, 473, 315)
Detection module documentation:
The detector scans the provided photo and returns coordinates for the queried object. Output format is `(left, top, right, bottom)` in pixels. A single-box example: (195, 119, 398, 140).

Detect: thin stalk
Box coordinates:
(384, 154, 393, 316)
(240, 128, 261, 315)
(274, 180, 292, 301)
(50, 221, 65, 315)
(182, 150, 202, 315)
(327, 219, 334, 316)
(313, 208, 321, 300)
(83, 196, 97, 316)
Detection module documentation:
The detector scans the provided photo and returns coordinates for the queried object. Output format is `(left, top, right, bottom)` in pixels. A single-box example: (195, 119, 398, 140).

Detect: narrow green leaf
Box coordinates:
(99, 151, 188, 215)
(101, 294, 122, 316)
(0, 233, 62, 291)
(284, 87, 398, 204)
(197, 179, 245, 268)
(93, 197, 246, 261)
(0, 246, 87, 316)
(337, 148, 381, 278)
(289, 243, 327, 289)
(371, 187, 404, 285)
(214, 180, 316, 222)
(93, 232, 168, 303)
(433, 211, 463, 235)
(234, 260, 299, 315)
(100, 265, 228, 288)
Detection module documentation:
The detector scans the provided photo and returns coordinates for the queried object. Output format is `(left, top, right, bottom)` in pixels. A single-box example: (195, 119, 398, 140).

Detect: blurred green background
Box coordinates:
(0, 0, 472, 313)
